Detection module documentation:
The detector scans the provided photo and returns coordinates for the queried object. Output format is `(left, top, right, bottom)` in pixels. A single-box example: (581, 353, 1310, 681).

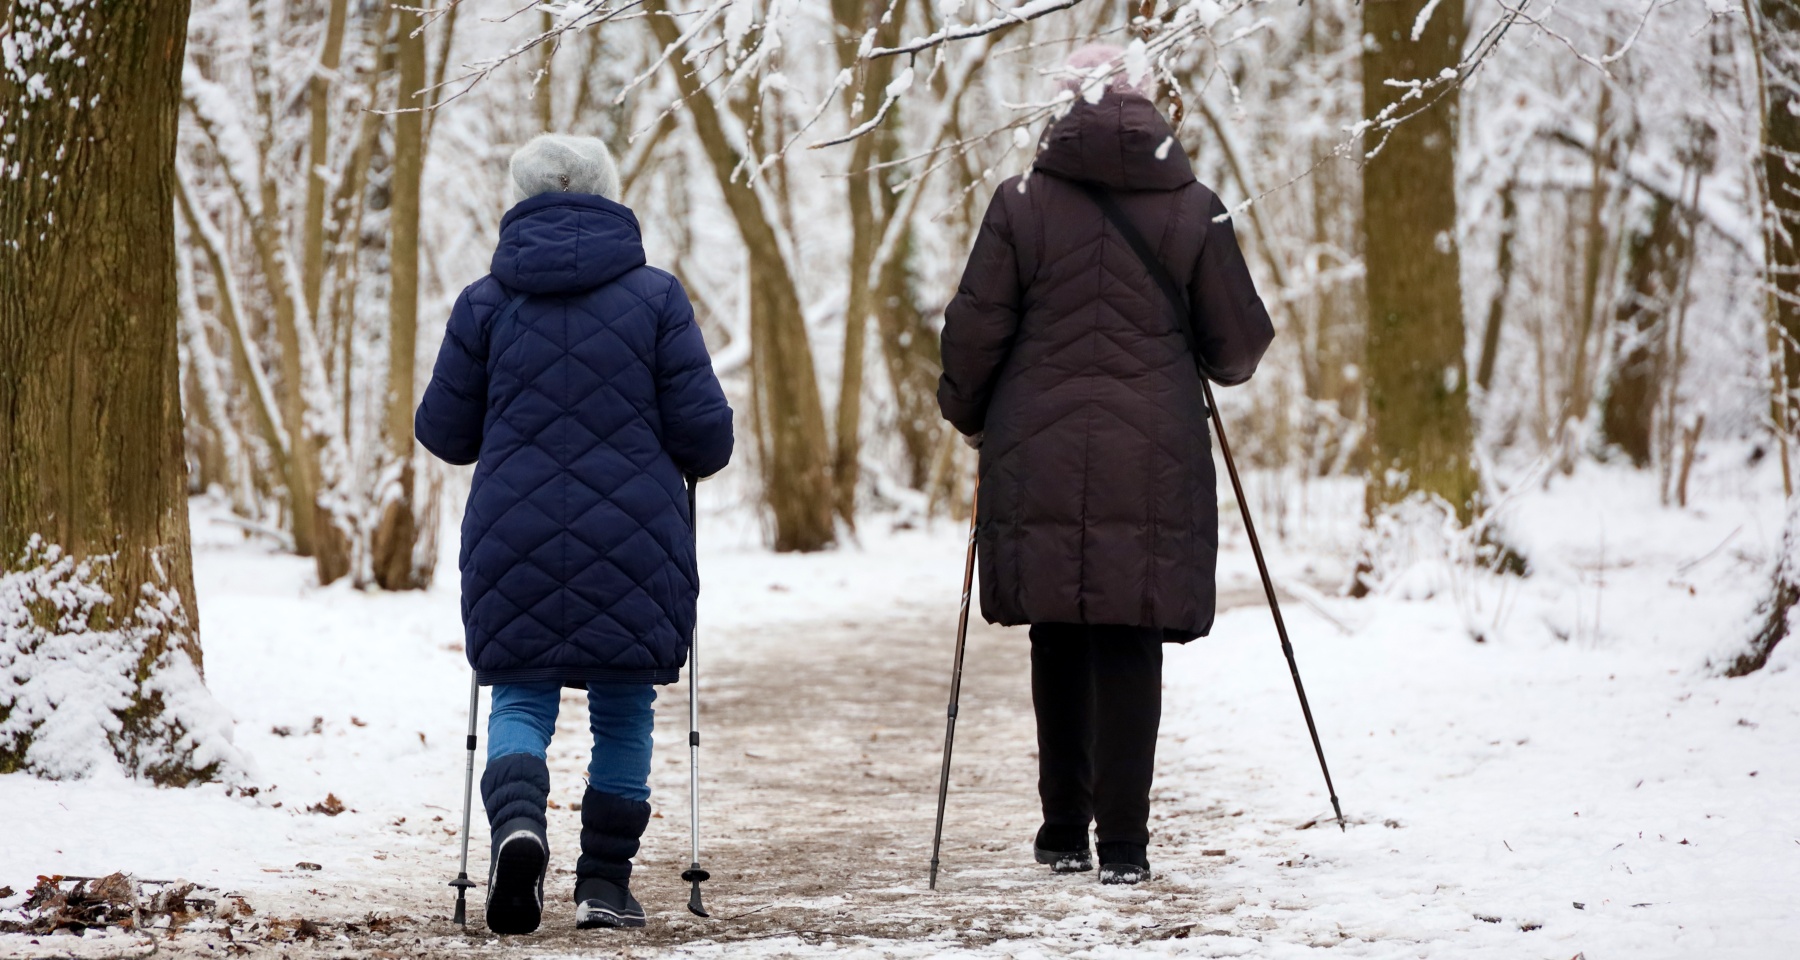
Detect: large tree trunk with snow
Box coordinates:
(1733, 1, 1800, 675)
(645, 0, 835, 551)
(1761, 0, 1800, 463)
(370, 3, 438, 590)
(1359, 0, 1481, 522)
(0, 0, 240, 784)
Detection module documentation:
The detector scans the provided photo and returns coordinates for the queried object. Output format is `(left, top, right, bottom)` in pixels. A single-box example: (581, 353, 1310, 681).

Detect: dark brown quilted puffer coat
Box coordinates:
(938, 91, 1274, 641)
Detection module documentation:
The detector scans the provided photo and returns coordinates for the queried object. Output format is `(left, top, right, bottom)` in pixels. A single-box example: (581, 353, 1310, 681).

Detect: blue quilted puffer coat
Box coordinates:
(415, 192, 734, 687)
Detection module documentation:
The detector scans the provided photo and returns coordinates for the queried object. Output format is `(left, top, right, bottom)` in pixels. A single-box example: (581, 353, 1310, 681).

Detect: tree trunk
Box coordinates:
(324, 5, 396, 391)
(536, 10, 555, 132)
(645, 1, 834, 551)
(1763, 0, 1800, 465)
(301, 0, 351, 323)
(175, 170, 294, 504)
(1475, 178, 1518, 394)
(1359, 0, 1480, 521)
(0, 0, 240, 784)
(1565, 81, 1616, 441)
(371, 1, 436, 590)
(1732, 1, 1800, 675)
(873, 227, 945, 489)
(829, 0, 909, 523)
(240, 0, 329, 564)
(1598, 195, 1686, 467)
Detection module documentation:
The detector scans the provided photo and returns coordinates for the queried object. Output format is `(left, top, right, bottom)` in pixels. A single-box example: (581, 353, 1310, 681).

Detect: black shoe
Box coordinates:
(486, 821, 548, 933)
(1033, 824, 1093, 874)
(575, 877, 646, 929)
(481, 754, 552, 935)
(482, 752, 550, 929)
(1097, 841, 1150, 885)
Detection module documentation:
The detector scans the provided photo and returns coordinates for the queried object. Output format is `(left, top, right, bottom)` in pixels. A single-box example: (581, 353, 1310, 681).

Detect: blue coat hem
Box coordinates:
(476, 666, 682, 688)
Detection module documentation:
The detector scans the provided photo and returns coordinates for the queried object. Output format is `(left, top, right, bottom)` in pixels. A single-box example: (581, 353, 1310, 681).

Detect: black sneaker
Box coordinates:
(575, 877, 646, 929)
(1033, 825, 1093, 874)
(485, 823, 548, 934)
(1097, 841, 1150, 885)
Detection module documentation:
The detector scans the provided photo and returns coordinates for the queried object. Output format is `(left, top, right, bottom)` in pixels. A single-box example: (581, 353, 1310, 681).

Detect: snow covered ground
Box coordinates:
(2, 458, 1797, 958)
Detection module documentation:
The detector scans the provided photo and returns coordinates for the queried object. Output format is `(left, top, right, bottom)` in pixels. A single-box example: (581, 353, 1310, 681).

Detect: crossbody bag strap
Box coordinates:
(1073, 180, 1215, 388)
(491, 290, 530, 329)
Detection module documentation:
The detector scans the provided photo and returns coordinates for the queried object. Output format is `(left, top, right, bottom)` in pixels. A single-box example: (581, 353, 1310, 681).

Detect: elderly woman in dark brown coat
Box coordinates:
(937, 48, 1274, 884)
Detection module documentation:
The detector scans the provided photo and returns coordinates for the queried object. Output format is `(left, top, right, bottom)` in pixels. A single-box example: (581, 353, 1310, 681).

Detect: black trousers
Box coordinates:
(1029, 622, 1163, 845)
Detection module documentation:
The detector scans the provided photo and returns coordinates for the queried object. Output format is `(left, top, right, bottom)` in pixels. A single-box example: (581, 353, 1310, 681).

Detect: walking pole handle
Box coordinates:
(1202, 380, 1346, 832)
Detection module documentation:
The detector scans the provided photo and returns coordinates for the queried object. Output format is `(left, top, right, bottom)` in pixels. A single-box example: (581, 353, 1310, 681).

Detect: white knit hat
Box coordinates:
(509, 134, 621, 203)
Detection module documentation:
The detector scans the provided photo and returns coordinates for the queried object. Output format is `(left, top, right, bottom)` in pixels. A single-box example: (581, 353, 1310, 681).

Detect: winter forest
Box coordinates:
(2, 0, 1797, 956)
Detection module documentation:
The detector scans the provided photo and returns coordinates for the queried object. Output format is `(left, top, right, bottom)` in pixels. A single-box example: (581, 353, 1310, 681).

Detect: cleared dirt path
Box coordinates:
(476, 589, 1271, 956)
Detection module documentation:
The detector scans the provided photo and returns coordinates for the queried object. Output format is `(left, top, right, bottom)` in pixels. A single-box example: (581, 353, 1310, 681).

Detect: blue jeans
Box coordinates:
(488, 682, 657, 801)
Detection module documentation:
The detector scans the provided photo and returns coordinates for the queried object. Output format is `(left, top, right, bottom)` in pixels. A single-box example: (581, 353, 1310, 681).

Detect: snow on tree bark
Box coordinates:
(0, 0, 245, 784)
(1732, 0, 1800, 675)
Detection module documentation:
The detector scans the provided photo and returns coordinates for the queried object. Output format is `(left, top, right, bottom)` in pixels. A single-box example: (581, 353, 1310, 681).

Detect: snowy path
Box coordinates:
(509, 591, 1285, 957)
(5, 468, 1800, 958)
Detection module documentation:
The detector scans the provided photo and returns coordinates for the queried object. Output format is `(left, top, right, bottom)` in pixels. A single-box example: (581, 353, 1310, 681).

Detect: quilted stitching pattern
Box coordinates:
(417, 193, 734, 686)
(938, 93, 1272, 640)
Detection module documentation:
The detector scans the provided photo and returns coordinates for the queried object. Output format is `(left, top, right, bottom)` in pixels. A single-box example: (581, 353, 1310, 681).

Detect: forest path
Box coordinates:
(494, 589, 1271, 956)
(15, 585, 1297, 960)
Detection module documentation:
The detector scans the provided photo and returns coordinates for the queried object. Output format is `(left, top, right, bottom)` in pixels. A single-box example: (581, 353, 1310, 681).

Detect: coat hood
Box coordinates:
(1032, 92, 1194, 192)
(490, 192, 647, 295)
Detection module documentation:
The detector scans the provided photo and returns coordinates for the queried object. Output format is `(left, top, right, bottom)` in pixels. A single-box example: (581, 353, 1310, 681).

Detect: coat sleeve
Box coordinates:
(1188, 192, 1275, 386)
(655, 277, 735, 479)
(937, 184, 1025, 436)
(414, 287, 489, 466)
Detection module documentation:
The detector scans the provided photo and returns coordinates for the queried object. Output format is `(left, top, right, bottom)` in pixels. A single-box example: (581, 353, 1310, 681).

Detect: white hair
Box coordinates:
(509, 134, 622, 203)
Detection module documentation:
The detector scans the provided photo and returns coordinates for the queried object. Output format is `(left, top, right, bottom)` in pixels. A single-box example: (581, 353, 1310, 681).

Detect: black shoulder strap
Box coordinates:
(1073, 180, 1202, 366)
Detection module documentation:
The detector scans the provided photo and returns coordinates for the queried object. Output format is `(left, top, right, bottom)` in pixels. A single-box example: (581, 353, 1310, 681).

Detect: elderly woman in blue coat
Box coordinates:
(416, 134, 733, 935)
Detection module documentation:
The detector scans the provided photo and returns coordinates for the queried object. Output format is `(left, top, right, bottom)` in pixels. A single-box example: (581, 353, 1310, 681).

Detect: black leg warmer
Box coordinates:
(482, 753, 551, 854)
(480, 754, 551, 934)
(576, 786, 652, 884)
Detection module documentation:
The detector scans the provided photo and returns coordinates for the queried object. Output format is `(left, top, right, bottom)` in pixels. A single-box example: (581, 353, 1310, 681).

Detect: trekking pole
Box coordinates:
(1202, 379, 1345, 831)
(681, 476, 711, 917)
(449, 675, 480, 924)
(929, 470, 981, 890)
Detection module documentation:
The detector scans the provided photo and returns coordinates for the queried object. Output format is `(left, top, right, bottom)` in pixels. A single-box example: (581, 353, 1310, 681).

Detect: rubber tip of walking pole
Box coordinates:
(682, 870, 710, 918)
(452, 891, 466, 927)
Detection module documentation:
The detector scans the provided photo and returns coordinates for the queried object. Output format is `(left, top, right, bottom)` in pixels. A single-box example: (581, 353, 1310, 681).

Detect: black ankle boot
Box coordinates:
(1034, 824, 1093, 873)
(1097, 841, 1150, 885)
(481, 754, 550, 934)
(574, 787, 651, 929)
